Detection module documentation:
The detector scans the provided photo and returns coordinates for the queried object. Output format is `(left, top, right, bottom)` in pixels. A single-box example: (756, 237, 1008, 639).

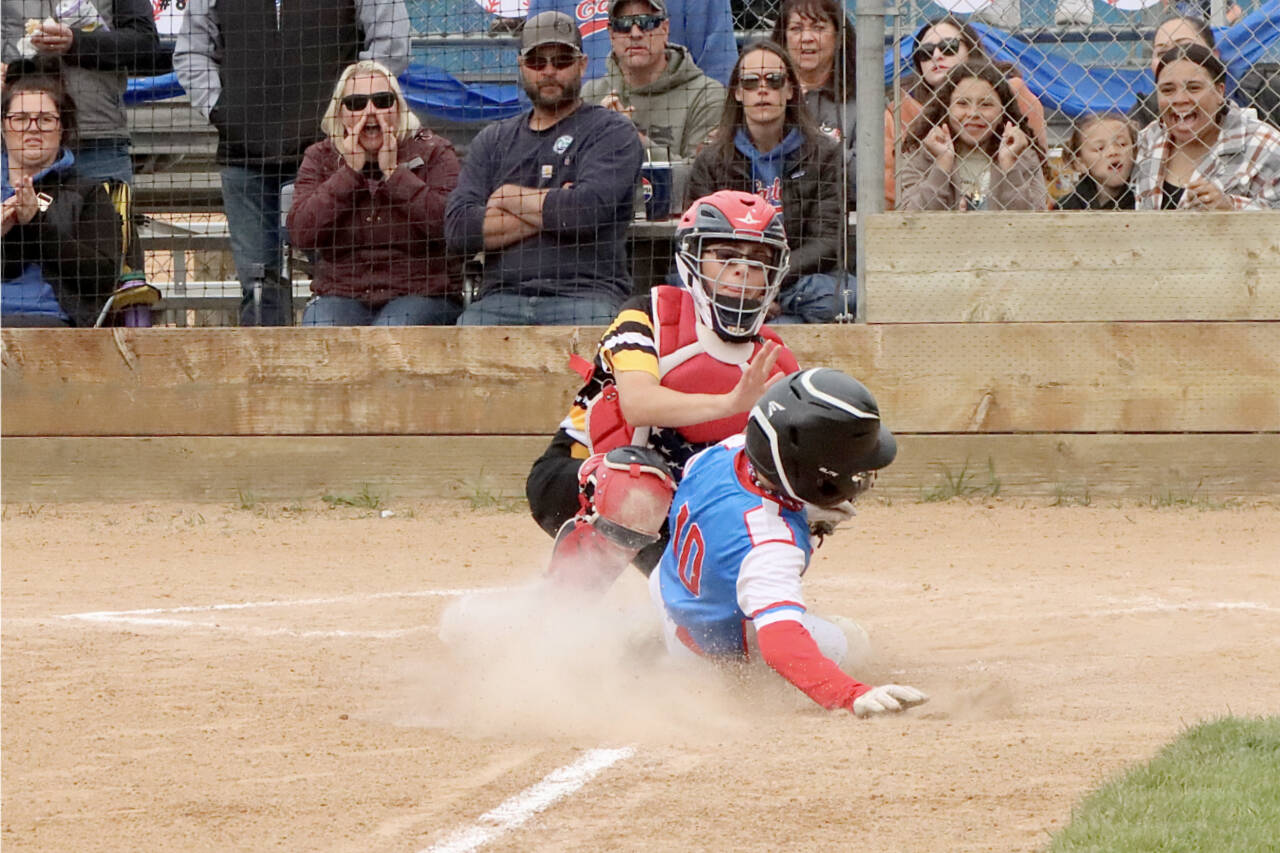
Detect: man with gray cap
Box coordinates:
(582, 0, 724, 163)
(445, 11, 643, 325)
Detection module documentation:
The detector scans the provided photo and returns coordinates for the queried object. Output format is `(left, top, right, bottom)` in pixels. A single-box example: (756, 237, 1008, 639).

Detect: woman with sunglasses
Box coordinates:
(685, 40, 846, 323)
(287, 60, 463, 326)
(883, 15, 1046, 208)
(1133, 44, 1280, 210)
(897, 59, 1047, 211)
(2, 72, 121, 326)
(770, 0, 858, 208)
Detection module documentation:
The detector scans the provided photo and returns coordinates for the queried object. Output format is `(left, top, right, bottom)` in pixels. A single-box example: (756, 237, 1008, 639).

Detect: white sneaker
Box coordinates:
(1055, 0, 1094, 26)
(971, 0, 1021, 30)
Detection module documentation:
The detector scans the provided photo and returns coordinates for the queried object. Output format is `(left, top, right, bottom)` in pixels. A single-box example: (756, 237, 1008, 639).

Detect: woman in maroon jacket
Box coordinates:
(287, 60, 462, 325)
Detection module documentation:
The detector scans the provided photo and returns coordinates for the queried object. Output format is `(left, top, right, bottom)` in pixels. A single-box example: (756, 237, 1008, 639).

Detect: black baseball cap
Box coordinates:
(520, 11, 583, 57)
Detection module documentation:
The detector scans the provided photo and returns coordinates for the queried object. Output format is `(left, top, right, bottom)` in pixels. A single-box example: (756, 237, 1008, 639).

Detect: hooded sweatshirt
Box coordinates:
(581, 43, 725, 162)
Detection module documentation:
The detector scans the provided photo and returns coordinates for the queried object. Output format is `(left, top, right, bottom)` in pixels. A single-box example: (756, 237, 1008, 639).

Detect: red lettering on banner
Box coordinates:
(575, 0, 608, 21)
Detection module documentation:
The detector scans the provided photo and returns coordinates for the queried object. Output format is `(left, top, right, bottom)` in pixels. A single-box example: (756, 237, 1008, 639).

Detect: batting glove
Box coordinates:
(853, 684, 929, 718)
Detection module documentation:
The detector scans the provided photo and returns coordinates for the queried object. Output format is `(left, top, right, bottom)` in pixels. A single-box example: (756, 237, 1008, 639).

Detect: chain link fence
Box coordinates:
(4, 0, 1275, 326)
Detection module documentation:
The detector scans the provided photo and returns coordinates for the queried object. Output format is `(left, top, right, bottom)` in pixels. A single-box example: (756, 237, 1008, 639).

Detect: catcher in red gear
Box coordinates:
(525, 190, 802, 592)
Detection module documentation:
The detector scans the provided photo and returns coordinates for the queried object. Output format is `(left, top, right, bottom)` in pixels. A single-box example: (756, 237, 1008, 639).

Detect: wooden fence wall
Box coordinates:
(3, 213, 1278, 504)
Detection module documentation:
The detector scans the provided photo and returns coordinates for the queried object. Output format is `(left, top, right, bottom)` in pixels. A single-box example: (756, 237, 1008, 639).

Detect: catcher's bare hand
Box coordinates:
(728, 340, 783, 414)
(853, 684, 929, 718)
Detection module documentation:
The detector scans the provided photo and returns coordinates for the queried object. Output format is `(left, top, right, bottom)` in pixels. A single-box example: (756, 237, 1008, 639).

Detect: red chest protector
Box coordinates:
(588, 286, 798, 452)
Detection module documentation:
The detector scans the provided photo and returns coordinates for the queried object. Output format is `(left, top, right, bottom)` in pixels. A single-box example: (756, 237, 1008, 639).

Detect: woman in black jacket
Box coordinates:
(684, 39, 847, 323)
(2, 72, 120, 326)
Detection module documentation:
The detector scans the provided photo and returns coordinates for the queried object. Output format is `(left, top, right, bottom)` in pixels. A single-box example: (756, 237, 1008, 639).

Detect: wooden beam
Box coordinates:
(4, 434, 1276, 504)
(865, 212, 1280, 322)
(4, 324, 1277, 436)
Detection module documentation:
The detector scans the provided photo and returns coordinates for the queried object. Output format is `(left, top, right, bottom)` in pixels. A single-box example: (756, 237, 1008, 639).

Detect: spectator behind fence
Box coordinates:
(445, 11, 643, 326)
(1134, 43, 1280, 209)
(580, 0, 725, 163)
(287, 61, 462, 327)
(1130, 15, 1218, 131)
(2, 73, 120, 326)
(884, 16, 1046, 208)
(174, 0, 410, 327)
(1, 0, 168, 184)
(897, 59, 1047, 211)
(771, 0, 857, 207)
(685, 40, 846, 323)
(529, 0, 738, 85)
(1057, 113, 1137, 210)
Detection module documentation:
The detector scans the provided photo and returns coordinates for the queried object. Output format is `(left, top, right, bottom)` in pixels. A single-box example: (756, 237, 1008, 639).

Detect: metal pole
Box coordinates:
(854, 0, 887, 324)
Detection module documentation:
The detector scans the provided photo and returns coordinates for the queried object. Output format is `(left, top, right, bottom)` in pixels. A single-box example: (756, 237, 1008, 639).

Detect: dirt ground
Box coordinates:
(3, 497, 1279, 853)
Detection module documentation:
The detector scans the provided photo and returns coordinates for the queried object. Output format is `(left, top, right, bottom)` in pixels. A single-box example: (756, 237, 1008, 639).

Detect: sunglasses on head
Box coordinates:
(341, 91, 396, 111)
(610, 13, 667, 33)
(522, 51, 581, 71)
(914, 37, 963, 65)
(739, 72, 788, 92)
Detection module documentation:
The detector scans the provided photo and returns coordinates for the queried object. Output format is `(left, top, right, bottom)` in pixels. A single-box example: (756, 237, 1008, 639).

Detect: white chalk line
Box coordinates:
(1094, 598, 1280, 617)
(28, 587, 506, 640)
(420, 746, 636, 853)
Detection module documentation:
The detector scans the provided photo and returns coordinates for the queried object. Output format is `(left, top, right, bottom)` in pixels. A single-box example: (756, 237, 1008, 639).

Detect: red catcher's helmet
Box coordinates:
(673, 190, 790, 342)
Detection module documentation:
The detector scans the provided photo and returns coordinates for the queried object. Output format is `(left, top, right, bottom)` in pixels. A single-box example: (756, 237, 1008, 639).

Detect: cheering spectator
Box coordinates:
(1131, 15, 1218, 131)
(287, 61, 462, 326)
(1057, 113, 1137, 210)
(581, 0, 725, 163)
(444, 11, 643, 325)
(2, 73, 120, 326)
(528, 0, 738, 85)
(884, 16, 1046, 208)
(1134, 43, 1280, 209)
(685, 40, 846, 323)
(897, 59, 1047, 211)
(2, 0, 168, 184)
(771, 0, 857, 205)
(174, 0, 410, 326)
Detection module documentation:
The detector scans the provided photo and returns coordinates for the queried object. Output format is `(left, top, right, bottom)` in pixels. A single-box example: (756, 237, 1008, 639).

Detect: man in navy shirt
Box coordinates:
(445, 11, 644, 325)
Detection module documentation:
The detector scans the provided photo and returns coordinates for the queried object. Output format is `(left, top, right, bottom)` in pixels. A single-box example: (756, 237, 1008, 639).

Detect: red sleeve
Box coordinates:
(755, 620, 871, 711)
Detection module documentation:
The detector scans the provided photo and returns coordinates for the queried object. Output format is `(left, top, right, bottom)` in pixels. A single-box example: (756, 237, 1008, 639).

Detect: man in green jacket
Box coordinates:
(581, 0, 725, 163)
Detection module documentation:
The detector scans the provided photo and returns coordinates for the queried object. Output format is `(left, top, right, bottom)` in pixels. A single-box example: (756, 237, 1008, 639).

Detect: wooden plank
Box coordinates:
(4, 434, 1277, 504)
(865, 212, 1280, 322)
(3, 324, 1278, 436)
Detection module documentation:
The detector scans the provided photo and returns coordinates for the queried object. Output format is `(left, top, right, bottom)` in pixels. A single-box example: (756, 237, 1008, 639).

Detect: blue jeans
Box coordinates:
(771, 272, 854, 324)
(71, 138, 133, 184)
(457, 292, 621, 326)
(302, 294, 463, 326)
(220, 164, 296, 326)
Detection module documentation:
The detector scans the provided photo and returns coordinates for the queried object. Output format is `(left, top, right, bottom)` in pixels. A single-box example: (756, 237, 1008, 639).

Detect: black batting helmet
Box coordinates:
(745, 368, 897, 507)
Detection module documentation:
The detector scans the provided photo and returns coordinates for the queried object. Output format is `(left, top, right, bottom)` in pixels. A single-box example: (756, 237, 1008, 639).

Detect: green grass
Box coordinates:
(1147, 480, 1242, 511)
(321, 484, 385, 511)
(920, 457, 1001, 502)
(1048, 716, 1280, 853)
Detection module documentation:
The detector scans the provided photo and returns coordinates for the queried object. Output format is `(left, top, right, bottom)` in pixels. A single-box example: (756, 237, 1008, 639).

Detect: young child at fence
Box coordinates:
(1056, 113, 1138, 210)
(883, 15, 1047, 209)
(896, 58, 1048, 211)
(1134, 42, 1280, 209)
(286, 60, 463, 326)
(649, 367, 930, 719)
(685, 39, 847, 323)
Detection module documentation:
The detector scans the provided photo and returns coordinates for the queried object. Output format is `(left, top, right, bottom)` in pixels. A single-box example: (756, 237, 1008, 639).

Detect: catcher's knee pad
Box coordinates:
(547, 447, 676, 591)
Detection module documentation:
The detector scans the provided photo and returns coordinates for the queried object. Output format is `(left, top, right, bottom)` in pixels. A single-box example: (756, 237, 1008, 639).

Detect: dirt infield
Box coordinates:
(3, 498, 1278, 852)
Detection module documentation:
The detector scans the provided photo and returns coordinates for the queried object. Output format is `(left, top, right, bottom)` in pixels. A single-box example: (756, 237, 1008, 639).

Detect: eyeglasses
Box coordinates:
(3, 112, 60, 132)
(341, 91, 397, 111)
(610, 13, 667, 33)
(738, 72, 788, 92)
(785, 20, 835, 37)
(914, 37, 963, 65)
(705, 245, 774, 265)
(521, 52, 581, 71)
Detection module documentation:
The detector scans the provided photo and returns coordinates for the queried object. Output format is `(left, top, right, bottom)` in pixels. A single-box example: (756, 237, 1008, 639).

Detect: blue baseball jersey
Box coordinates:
(657, 435, 812, 657)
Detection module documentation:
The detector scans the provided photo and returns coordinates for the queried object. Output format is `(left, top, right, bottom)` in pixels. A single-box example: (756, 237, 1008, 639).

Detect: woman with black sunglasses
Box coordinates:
(883, 15, 1046, 208)
(287, 60, 464, 326)
(684, 39, 847, 323)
